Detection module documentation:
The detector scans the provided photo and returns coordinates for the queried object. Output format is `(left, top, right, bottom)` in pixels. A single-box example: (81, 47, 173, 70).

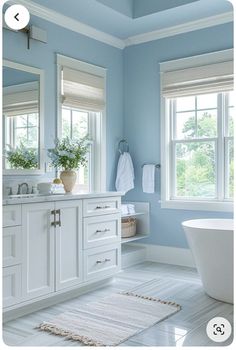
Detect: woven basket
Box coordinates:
(121, 217, 137, 238)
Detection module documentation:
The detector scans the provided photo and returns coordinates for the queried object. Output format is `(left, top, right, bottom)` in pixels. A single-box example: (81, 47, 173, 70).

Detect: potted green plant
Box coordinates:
(48, 137, 89, 192)
(5, 143, 38, 169)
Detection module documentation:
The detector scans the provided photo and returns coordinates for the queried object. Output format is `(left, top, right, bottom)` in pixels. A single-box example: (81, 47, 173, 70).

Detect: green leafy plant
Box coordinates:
(48, 136, 89, 170)
(5, 144, 38, 169)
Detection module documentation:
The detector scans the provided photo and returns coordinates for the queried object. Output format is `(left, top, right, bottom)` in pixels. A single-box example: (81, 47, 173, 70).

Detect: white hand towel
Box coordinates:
(142, 164, 155, 193)
(115, 152, 134, 194)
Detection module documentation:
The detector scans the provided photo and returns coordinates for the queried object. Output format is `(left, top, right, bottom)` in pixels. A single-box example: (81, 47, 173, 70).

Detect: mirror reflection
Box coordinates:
(3, 66, 40, 170)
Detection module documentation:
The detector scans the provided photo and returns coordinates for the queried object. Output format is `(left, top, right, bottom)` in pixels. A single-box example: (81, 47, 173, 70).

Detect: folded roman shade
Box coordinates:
(162, 60, 234, 98)
(3, 89, 39, 116)
(62, 67, 105, 112)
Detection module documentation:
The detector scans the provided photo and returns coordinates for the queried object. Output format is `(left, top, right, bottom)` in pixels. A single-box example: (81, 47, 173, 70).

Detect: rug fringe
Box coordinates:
(36, 323, 104, 346)
(121, 291, 181, 309)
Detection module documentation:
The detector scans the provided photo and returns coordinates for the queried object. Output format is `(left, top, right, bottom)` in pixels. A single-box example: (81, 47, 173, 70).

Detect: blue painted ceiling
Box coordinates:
(31, 0, 232, 39)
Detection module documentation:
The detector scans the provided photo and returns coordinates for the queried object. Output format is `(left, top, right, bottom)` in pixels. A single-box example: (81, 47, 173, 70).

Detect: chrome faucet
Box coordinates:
(17, 183, 30, 195)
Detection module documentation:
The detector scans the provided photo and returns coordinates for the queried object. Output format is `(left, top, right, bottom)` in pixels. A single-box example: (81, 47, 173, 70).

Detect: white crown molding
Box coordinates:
(5, 0, 233, 49)
(125, 11, 234, 47)
(7, 0, 125, 49)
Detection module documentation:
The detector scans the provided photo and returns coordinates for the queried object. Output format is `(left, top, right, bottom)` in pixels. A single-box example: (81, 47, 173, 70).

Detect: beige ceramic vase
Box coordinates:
(60, 170, 77, 193)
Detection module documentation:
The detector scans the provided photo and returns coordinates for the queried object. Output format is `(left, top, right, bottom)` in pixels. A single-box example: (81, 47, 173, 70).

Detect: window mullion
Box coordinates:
(217, 93, 224, 201)
(70, 109, 73, 139)
(195, 96, 197, 137)
(170, 100, 176, 198)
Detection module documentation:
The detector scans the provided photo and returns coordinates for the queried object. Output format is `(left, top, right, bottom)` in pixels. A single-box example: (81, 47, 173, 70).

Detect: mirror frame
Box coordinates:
(3, 60, 45, 175)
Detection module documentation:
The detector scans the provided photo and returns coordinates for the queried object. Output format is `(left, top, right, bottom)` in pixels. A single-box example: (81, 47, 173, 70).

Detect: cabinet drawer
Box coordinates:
(3, 227, 22, 267)
(83, 197, 121, 217)
(84, 244, 121, 281)
(83, 215, 121, 249)
(3, 205, 21, 227)
(3, 265, 22, 308)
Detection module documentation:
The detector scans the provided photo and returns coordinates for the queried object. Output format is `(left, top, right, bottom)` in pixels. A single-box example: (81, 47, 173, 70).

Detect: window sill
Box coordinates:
(161, 199, 233, 212)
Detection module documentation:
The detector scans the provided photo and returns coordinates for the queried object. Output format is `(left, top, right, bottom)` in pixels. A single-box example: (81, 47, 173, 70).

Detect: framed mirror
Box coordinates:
(2, 60, 44, 175)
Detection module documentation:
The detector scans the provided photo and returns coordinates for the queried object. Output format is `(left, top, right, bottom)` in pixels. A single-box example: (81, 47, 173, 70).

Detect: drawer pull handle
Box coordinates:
(95, 205, 111, 210)
(51, 210, 56, 227)
(96, 258, 111, 264)
(95, 229, 110, 233)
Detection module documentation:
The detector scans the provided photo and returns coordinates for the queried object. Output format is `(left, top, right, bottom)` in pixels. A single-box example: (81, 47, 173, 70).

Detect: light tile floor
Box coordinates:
(2, 262, 234, 347)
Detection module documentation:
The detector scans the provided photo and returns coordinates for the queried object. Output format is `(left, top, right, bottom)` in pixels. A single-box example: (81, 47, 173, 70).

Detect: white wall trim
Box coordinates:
(124, 12, 233, 47)
(6, 0, 233, 49)
(7, 0, 125, 49)
(143, 244, 196, 268)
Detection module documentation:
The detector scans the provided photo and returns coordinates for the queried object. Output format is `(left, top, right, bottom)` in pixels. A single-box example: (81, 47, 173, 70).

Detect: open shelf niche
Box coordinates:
(121, 202, 150, 268)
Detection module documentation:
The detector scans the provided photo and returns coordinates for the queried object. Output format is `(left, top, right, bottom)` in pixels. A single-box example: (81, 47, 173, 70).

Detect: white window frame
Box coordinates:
(160, 49, 233, 212)
(56, 54, 107, 192)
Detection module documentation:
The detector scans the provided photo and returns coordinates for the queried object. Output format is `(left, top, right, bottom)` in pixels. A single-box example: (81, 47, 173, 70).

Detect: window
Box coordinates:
(61, 106, 99, 192)
(6, 112, 39, 149)
(3, 80, 41, 171)
(160, 50, 234, 211)
(57, 55, 106, 192)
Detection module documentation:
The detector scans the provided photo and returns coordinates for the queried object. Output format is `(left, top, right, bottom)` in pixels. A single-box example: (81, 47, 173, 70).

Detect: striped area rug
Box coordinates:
(38, 290, 181, 346)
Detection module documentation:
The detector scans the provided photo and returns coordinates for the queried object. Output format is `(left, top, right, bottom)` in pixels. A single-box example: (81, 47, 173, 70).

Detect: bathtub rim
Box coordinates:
(182, 218, 233, 231)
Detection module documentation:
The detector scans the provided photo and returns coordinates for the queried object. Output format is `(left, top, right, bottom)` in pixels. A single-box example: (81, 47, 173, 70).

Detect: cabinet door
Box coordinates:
(3, 265, 22, 308)
(55, 200, 83, 291)
(22, 202, 55, 300)
(3, 226, 22, 267)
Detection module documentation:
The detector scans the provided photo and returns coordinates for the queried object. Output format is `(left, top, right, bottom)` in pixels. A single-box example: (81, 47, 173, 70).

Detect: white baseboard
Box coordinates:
(121, 244, 146, 268)
(143, 244, 196, 268)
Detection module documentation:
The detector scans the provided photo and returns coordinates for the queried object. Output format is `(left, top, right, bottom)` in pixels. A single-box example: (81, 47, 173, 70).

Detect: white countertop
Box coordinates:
(3, 191, 123, 205)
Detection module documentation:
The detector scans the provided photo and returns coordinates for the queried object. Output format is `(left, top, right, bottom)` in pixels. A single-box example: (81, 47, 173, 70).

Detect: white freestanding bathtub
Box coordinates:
(182, 219, 233, 304)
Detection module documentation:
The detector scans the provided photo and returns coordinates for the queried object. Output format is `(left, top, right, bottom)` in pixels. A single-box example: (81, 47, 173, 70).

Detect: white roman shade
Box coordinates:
(3, 82, 39, 116)
(62, 66, 105, 112)
(161, 60, 234, 98)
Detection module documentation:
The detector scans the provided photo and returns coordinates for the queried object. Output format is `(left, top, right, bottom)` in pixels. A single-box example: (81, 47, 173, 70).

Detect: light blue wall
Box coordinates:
(3, 16, 124, 190)
(123, 23, 234, 248)
(133, 0, 198, 18)
(96, 0, 133, 17)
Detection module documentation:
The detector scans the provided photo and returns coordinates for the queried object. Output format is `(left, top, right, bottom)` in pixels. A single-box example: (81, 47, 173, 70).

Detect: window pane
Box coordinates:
(175, 112, 195, 139)
(28, 113, 38, 127)
(176, 96, 195, 112)
(228, 106, 234, 137)
(197, 93, 217, 110)
(74, 152, 90, 193)
(72, 110, 88, 139)
(28, 127, 38, 148)
(62, 108, 71, 138)
(226, 140, 234, 198)
(15, 128, 27, 146)
(15, 115, 27, 127)
(175, 142, 216, 198)
(228, 91, 234, 107)
(197, 110, 217, 138)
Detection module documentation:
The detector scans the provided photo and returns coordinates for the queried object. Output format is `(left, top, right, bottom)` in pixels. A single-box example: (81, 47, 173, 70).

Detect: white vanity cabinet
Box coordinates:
(2, 193, 121, 315)
(22, 202, 55, 300)
(22, 200, 83, 300)
(55, 200, 83, 291)
(3, 205, 22, 307)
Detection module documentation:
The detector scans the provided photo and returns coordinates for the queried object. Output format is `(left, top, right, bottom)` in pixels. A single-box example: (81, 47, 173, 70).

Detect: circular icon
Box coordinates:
(206, 317, 232, 343)
(4, 5, 30, 30)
